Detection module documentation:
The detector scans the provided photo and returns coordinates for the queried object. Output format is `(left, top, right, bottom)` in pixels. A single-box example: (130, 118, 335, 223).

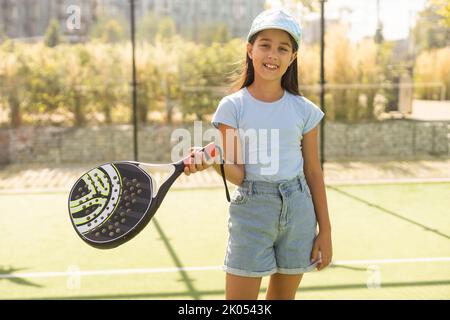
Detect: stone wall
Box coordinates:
(0, 120, 449, 165)
(325, 120, 450, 160)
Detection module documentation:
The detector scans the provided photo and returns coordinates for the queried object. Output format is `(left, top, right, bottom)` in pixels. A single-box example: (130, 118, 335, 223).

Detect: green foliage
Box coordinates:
(26, 45, 66, 118)
(179, 39, 243, 120)
(156, 17, 177, 42)
(414, 47, 450, 100)
(90, 15, 128, 43)
(88, 43, 128, 124)
(136, 11, 159, 43)
(321, 24, 385, 122)
(197, 23, 232, 45)
(431, 0, 450, 27)
(178, 22, 232, 45)
(0, 41, 37, 127)
(137, 13, 186, 45)
(0, 22, 448, 128)
(413, 0, 450, 53)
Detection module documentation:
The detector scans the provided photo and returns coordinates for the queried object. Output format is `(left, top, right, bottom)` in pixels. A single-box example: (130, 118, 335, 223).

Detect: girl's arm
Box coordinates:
(302, 126, 332, 271)
(302, 127, 331, 232)
(211, 123, 245, 186)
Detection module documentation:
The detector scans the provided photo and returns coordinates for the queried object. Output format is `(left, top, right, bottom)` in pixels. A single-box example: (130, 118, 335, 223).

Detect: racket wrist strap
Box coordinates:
(216, 146, 230, 202)
(220, 162, 230, 202)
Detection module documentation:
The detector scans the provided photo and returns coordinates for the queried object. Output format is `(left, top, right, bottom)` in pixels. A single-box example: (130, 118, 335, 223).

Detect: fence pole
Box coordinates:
(320, 0, 326, 171)
(130, 0, 138, 161)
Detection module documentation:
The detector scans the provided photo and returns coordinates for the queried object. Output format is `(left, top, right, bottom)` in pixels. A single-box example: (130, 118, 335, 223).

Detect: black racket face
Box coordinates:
(68, 162, 153, 248)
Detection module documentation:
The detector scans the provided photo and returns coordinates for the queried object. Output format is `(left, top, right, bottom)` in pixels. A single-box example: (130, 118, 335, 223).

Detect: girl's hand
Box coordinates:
(311, 230, 333, 271)
(183, 147, 216, 176)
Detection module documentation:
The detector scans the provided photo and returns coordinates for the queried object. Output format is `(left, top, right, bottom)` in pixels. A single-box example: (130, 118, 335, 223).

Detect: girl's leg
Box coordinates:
(265, 273, 303, 300)
(225, 273, 262, 300)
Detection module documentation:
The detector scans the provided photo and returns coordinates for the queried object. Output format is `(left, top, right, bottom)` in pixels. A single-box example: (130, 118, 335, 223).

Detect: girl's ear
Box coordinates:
(290, 52, 298, 65)
(247, 43, 253, 60)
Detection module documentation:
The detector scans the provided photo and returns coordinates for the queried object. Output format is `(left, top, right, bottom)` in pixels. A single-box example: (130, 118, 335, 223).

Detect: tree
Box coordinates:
(155, 17, 177, 42)
(0, 44, 25, 127)
(26, 44, 66, 125)
(44, 19, 62, 47)
(198, 23, 231, 45)
(179, 39, 243, 121)
(431, 0, 450, 27)
(413, 0, 450, 53)
(150, 39, 181, 123)
(134, 42, 164, 124)
(414, 47, 450, 100)
(136, 11, 159, 43)
(90, 15, 127, 43)
(88, 44, 127, 125)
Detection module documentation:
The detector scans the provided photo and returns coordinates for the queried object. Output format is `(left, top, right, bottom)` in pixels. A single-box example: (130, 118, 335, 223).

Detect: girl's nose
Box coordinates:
(267, 50, 279, 61)
(267, 53, 279, 62)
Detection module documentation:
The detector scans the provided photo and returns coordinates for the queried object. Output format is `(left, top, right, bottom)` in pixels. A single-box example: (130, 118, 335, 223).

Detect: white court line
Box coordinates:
(332, 257, 450, 266)
(1, 257, 450, 279)
(0, 266, 223, 279)
(2, 177, 450, 194)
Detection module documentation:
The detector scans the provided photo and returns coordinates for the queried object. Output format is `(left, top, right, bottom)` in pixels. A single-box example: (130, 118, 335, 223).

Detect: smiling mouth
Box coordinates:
(263, 63, 279, 70)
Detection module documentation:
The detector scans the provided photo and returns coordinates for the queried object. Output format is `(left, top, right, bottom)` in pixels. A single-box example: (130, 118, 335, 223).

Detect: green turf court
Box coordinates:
(1, 182, 449, 299)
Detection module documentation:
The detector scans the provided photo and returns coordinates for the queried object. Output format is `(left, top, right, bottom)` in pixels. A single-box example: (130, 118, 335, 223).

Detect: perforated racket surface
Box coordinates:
(68, 142, 216, 249)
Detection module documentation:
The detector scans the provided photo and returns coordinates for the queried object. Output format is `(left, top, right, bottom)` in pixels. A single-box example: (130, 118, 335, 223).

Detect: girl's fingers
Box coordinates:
(195, 150, 214, 170)
(189, 161, 197, 173)
(317, 254, 332, 271)
(189, 151, 202, 173)
(310, 246, 320, 263)
(186, 147, 215, 174)
(187, 153, 196, 173)
(184, 166, 190, 176)
(193, 151, 203, 171)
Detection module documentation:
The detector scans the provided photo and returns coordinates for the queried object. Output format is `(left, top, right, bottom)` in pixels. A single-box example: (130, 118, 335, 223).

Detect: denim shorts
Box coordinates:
(224, 173, 319, 277)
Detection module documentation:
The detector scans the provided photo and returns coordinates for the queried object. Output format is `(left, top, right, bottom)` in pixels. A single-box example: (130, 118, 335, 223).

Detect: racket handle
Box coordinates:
(182, 142, 216, 166)
(202, 142, 216, 158)
(180, 141, 230, 203)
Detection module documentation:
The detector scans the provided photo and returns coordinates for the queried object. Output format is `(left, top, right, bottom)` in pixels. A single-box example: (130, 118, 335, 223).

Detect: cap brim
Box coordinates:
(247, 25, 300, 47)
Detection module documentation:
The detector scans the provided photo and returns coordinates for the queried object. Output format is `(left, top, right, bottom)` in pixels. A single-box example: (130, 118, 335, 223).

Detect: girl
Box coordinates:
(184, 9, 332, 300)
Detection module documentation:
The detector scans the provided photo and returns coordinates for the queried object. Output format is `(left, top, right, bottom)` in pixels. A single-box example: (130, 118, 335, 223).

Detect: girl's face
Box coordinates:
(247, 29, 297, 84)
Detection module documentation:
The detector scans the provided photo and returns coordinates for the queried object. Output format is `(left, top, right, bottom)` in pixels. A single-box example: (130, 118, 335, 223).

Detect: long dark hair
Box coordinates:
(229, 32, 302, 96)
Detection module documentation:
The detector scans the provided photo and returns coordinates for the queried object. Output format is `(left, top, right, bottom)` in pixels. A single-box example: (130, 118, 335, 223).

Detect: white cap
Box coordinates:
(247, 9, 302, 49)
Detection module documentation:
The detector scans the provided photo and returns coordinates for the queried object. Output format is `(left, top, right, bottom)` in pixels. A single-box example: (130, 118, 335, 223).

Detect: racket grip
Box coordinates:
(202, 142, 216, 158)
(182, 142, 216, 166)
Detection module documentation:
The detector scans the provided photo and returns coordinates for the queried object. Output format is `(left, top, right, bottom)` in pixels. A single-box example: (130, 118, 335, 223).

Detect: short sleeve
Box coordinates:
(303, 101, 325, 135)
(211, 97, 238, 129)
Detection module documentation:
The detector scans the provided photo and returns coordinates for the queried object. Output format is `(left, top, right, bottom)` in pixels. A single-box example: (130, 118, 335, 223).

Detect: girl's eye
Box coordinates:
(280, 48, 288, 52)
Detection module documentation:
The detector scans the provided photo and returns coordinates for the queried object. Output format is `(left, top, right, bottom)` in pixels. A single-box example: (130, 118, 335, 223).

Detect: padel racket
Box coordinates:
(68, 142, 228, 249)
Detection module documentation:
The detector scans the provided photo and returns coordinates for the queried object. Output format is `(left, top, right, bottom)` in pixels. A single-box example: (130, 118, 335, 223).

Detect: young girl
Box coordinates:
(184, 9, 332, 300)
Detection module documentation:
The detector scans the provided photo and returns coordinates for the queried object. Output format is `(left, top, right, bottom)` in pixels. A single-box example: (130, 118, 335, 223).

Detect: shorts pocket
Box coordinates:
(230, 188, 248, 205)
(301, 179, 312, 198)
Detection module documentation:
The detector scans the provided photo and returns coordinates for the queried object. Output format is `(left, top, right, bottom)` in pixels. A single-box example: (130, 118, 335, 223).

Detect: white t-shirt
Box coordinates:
(211, 87, 324, 182)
